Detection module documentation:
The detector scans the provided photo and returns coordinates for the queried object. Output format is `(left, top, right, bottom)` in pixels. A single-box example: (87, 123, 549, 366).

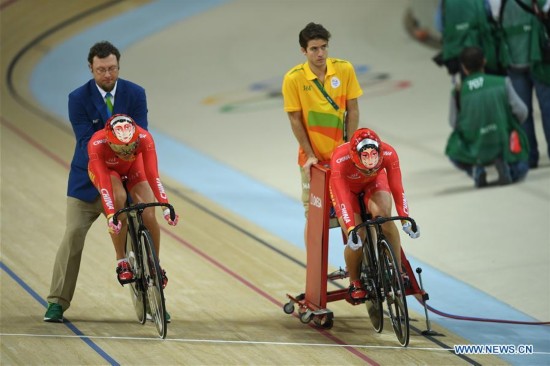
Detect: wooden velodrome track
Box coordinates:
(1, 0, 549, 365)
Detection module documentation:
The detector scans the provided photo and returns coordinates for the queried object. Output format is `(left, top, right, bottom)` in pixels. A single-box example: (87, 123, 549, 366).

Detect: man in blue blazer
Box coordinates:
(44, 41, 148, 322)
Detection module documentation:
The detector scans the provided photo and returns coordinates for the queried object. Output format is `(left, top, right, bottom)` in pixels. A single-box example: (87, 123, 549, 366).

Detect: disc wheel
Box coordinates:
(126, 217, 146, 324)
(361, 249, 383, 333)
(140, 229, 167, 339)
(365, 278, 384, 333)
(379, 239, 409, 347)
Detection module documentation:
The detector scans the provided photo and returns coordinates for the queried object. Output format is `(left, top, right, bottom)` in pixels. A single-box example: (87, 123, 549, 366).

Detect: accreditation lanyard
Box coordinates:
(313, 79, 339, 111)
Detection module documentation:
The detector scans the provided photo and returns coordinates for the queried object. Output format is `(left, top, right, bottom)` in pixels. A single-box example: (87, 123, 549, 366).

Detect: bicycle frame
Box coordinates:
(113, 202, 175, 339)
(351, 215, 417, 347)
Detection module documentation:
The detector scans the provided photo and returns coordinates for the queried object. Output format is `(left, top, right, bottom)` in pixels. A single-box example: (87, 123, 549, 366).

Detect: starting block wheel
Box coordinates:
(284, 164, 431, 336)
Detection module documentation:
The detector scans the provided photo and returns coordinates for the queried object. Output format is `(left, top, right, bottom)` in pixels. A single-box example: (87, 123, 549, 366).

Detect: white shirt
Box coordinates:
(96, 82, 118, 104)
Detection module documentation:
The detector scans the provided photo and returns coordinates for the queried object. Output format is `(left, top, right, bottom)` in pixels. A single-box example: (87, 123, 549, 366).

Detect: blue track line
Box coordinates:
(0, 261, 120, 366)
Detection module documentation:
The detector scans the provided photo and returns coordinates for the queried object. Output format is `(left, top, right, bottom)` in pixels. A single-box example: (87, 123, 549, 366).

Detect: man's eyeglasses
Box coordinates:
(94, 66, 119, 75)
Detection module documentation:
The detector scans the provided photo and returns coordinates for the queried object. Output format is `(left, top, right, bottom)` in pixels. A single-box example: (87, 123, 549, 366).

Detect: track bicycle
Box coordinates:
(349, 213, 417, 347)
(113, 201, 176, 339)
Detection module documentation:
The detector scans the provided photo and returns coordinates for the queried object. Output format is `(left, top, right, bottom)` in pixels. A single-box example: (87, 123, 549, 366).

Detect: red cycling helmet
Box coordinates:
(105, 114, 139, 156)
(349, 128, 383, 173)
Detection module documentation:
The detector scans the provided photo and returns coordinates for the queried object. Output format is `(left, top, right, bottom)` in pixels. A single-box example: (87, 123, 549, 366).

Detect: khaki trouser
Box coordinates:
(47, 196, 103, 311)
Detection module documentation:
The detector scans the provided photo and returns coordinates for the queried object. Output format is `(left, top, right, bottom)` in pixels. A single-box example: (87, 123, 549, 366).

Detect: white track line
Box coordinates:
(0, 332, 445, 351)
(0, 333, 480, 353)
(3, 333, 548, 355)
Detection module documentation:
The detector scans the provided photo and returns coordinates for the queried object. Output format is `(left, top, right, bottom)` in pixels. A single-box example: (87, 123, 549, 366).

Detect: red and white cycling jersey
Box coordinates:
(329, 141, 409, 231)
(87, 126, 168, 216)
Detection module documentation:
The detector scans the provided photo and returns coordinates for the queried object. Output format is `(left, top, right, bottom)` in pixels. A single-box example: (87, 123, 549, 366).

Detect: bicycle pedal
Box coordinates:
(346, 297, 367, 306)
(346, 292, 368, 305)
(117, 278, 136, 286)
(327, 268, 348, 280)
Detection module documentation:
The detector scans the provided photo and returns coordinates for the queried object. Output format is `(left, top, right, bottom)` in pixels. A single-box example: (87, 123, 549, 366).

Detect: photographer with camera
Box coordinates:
(434, 0, 502, 80)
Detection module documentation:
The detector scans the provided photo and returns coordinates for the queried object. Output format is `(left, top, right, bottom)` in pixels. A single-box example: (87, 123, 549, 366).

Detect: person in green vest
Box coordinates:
(445, 46, 530, 187)
(435, 0, 502, 78)
(497, 0, 550, 168)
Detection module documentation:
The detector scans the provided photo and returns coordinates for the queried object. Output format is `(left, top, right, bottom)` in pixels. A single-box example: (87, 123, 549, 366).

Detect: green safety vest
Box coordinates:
(445, 72, 529, 165)
(442, 0, 500, 72)
(500, 0, 550, 84)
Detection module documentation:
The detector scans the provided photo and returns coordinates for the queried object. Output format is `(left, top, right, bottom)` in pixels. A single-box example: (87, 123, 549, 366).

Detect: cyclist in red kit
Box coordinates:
(88, 114, 179, 286)
(329, 128, 420, 301)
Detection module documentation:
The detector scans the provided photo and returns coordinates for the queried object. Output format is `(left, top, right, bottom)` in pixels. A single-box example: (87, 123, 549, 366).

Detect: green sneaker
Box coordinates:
(44, 303, 63, 323)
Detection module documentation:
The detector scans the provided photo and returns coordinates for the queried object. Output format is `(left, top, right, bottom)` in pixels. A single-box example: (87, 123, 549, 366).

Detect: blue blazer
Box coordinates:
(67, 78, 148, 201)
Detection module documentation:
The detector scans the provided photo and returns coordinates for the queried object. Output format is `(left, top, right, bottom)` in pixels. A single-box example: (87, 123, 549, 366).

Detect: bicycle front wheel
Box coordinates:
(126, 215, 146, 324)
(379, 239, 409, 347)
(139, 229, 167, 339)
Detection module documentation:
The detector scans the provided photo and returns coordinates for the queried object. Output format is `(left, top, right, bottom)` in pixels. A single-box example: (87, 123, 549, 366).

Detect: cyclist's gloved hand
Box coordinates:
(163, 208, 179, 226)
(402, 221, 420, 239)
(346, 228, 362, 251)
(107, 214, 122, 235)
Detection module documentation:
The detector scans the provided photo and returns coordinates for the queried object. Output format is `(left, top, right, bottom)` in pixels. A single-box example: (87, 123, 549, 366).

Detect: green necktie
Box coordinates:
(105, 92, 114, 117)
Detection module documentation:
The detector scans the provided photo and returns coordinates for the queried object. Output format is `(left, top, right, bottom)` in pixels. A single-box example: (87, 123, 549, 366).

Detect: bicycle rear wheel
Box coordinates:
(379, 239, 409, 347)
(361, 259, 384, 333)
(361, 227, 384, 333)
(139, 229, 167, 339)
(125, 214, 146, 324)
